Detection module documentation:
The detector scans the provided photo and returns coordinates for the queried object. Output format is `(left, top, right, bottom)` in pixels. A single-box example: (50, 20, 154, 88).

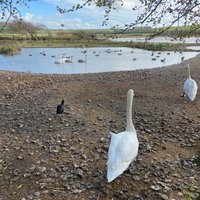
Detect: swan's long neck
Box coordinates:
(187, 64, 191, 79)
(126, 89, 135, 132)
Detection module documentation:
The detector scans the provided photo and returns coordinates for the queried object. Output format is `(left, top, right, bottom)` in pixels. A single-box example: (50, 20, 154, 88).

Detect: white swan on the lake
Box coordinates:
(54, 55, 67, 64)
(183, 64, 198, 101)
(107, 89, 139, 183)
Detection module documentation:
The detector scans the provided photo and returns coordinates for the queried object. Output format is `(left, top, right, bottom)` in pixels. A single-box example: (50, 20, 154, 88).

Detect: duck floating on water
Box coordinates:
(78, 55, 87, 63)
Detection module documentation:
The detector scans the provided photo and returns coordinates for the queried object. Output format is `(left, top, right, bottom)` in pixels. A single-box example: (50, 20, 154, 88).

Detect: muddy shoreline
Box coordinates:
(0, 56, 199, 199)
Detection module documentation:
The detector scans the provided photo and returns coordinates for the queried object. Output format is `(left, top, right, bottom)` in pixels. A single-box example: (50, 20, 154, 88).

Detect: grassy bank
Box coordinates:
(0, 24, 196, 54)
(0, 38, 188, 53)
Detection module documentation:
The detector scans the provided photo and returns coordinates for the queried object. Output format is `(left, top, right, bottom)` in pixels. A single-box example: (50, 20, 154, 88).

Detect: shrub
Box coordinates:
(0, 46, 21, 55)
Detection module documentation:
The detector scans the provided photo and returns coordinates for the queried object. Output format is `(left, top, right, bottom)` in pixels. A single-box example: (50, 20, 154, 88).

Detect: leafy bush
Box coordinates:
(0, 46, 20, 55)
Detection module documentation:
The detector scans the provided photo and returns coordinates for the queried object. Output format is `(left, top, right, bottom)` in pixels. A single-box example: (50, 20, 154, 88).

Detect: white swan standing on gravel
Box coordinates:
(107, 89, 139, 183)
(183, 64, 198, 101)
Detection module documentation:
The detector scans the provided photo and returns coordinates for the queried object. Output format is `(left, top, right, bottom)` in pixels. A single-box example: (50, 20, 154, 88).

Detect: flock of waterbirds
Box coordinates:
(34, 48, 186, 65)
(56, 63, 198, 182)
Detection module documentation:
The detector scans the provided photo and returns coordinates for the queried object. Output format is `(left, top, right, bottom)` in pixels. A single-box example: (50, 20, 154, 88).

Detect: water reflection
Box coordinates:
(111, 37, 200, 44)
(187, 46, 200, 51)
(0, 47, 199, 74)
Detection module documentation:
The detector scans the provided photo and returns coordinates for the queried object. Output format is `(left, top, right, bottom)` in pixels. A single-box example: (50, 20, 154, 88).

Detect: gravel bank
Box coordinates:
(0, 55, 200, 200)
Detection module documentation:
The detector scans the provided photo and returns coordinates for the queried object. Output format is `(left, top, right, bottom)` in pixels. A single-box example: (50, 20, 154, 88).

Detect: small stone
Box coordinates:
(26, 195, 33, 200)
(189, 139, 194, 143)
(34, 191, 40, 197)
(133, 176, 141, 181)
(164, 179, 172, 183)
(61, 147, 68, 152)
(134, 194, 141, 199)
(17, 155, 24, 160)
(163, 186, 171, 193)
(150, 185, 161, 191)
(73, 189, 83, 194)
(178, 192, 183, 196)
(39, 182, 47, 189)
(0, 164, 3, 171)
(38, 166, 46, 173)
(160, 194, 169, 200)
(75, 168, 84, 178)
(41, 190, 49, 194)
(82, 154, 87, 159)
(49, 145, 60, 153)
(24, 173, 31, 178)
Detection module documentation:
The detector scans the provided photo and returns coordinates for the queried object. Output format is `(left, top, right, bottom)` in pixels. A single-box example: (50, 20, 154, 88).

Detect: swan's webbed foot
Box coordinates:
(180, 92, 185, 97)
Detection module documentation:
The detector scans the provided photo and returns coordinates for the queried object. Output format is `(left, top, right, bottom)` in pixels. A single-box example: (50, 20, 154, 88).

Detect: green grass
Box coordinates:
(0, 46, 21, 55)
(0, 38, 188, 52)
(0, 24, 194, 52)
(129, 42, 186, 51)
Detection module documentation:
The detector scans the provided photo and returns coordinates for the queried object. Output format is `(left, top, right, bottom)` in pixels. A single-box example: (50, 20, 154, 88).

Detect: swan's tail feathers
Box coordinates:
(107, 167, 124, 183)
(107, 162, 130, 183)
(107, 171, 118, 183)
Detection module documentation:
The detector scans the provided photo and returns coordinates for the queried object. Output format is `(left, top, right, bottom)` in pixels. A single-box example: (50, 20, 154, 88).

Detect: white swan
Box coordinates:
(107, 89, 139, 183)
(54, 55, 67, 64)
(183, 64, 198, 101)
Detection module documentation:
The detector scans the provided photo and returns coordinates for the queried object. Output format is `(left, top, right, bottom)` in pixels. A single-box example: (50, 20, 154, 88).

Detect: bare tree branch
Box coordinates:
(0, 0, 200, 38)
(0, 0, 34, 32)
(56, 0, 200, 38)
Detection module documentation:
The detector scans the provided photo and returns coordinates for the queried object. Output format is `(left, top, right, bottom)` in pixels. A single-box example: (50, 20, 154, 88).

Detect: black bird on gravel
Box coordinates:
(56, 100, 64, 114)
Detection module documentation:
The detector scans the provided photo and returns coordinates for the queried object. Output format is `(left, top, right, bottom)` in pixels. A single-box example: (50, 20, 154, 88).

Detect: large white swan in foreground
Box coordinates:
(107, 89, 139, 183)
(183, 64, 198, 101)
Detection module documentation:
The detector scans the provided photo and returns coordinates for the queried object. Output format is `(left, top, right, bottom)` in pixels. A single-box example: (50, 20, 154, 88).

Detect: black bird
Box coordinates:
(57, 100, 64, 114)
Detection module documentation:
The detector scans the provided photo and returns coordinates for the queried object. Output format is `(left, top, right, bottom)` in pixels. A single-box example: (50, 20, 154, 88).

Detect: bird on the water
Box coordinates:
(107, 89, 139, 183)
(56, 100, 64, 114)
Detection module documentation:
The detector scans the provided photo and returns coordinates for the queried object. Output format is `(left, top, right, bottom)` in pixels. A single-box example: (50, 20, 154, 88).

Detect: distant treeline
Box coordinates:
(0, 21, 199, 41)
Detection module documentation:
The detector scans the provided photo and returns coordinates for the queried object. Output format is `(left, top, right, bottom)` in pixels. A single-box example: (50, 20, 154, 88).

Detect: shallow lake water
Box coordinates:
(111, 36, 200, 44)
(0, 47, 199, 74)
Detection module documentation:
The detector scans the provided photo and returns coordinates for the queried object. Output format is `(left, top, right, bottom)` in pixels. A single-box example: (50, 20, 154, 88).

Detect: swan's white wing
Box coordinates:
(108, 132, 138, 164)
(183, 78, 198, 101)
(107, 131, 139, 182)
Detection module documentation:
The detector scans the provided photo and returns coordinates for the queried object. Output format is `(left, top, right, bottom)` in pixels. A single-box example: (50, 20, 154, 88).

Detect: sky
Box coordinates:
(1, 0, 140, 29)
